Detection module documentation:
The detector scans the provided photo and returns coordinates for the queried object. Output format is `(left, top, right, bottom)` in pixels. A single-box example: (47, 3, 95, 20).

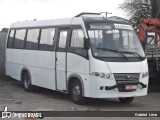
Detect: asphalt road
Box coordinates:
(0, 78, 160, 120)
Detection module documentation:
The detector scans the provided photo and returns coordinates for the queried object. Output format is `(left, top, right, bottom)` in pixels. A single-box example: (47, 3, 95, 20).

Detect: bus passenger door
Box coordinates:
(55, 28, 70, 91)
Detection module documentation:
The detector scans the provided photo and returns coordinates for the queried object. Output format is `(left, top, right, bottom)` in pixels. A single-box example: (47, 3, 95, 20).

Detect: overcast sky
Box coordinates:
(0, 0, 126, 30)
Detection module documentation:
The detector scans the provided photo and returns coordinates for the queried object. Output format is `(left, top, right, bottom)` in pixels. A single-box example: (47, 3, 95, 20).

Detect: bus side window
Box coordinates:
(25, 29, 39, 50)
(68, 29, 86, 56)
(14, 29, 26, 49)
(39, 28, 55, 51)
(58, 31, 68, 49)
(7, 30, 15, 48)
(70, 29, 84, 48)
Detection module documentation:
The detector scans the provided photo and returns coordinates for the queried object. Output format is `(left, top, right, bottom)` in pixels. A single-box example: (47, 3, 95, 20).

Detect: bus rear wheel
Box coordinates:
(22, 71, 33, 92)
(119, 97, 134, 104)
(70, 80, 86, 105)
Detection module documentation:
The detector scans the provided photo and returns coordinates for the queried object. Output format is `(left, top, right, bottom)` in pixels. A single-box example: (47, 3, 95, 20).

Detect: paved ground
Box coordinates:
(0, 78, 160, 120)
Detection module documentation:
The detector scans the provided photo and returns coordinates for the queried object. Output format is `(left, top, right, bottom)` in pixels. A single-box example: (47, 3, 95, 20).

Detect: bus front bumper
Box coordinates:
(105, 81, 147, 90)
(84, 76, 148, 98)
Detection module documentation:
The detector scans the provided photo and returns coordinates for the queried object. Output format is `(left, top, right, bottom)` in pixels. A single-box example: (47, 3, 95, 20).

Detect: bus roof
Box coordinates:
(10, 18, 78, 28)
(10, 16, 129, 29)
(83, 17, 129, 24)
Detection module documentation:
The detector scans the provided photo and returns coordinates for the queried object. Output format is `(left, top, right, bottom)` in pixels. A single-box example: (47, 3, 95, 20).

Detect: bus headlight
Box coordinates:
(91, 72, 113, 80)
(142, 72, 149, 78)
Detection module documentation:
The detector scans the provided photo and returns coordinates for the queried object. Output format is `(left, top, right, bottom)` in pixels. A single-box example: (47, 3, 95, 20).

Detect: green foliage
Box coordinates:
(119, 0, 152, 26)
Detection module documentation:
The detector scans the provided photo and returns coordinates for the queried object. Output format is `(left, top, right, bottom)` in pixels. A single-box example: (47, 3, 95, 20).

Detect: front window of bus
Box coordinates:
(87, 23, 145, 61)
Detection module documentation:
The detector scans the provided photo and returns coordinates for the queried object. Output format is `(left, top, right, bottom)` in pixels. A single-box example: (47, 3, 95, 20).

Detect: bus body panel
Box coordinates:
(85, 57, 149, 98)
(6, 49, 56, 90)
(67, 53, 89, 74)
(86, 76, 148, 98)
(56, 52, 67, 91)
(67, 52, 90, 95)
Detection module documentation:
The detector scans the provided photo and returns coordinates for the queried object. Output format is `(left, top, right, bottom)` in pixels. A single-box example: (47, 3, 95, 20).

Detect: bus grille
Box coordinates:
(113, 73, 140, 81)
(113, 73, 140, 92)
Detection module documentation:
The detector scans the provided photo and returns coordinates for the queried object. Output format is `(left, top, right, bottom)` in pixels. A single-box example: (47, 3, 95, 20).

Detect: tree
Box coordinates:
(1, 28, 9, 32)
(119, 0, 152, 26)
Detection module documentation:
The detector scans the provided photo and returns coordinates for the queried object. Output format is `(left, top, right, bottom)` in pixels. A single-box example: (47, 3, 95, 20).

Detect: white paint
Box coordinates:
(6, 49, 56, 90)
(56, 52, 67, 91)
(6, 16, 149, 99)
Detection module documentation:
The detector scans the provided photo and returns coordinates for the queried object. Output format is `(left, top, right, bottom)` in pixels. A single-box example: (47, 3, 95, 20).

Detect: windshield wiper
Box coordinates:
(120, 51, 144, 60)
(96, 47, 128, 60)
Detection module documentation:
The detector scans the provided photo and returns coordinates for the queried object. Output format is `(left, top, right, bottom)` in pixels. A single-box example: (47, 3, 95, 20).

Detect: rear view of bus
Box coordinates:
(5, 13, 149, 105)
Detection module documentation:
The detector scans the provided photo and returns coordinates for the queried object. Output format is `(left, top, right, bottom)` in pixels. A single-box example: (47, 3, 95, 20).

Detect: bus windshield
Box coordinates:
(87, 23, 145, 59)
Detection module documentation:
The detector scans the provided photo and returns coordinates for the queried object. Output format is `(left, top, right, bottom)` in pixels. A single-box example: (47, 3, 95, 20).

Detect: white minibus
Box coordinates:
(6, 13, 149, 104)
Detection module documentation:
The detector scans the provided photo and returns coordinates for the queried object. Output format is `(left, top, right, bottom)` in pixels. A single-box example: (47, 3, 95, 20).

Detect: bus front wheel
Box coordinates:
(70, 80, 86, 105)
(119, 97, 134, 103)
(22, 71, 33, 92)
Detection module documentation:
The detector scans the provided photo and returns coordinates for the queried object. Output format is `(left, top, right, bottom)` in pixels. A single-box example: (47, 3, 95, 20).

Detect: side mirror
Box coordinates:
(84, 38, 89, 50)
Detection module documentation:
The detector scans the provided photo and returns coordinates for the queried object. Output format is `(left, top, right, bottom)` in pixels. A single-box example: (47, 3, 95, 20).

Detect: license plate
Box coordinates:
(125, 85, 137, 90)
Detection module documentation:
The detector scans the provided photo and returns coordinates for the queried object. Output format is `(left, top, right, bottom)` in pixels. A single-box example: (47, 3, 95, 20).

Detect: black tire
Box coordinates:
(22, 71, 33, 92)
(70, 80, 87, 105)
(119, 97, 134, 104)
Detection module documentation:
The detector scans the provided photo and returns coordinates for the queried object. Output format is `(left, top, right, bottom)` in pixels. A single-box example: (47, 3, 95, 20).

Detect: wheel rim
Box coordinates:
(24, 75, 29, 89)
(72, 85, 81, 100)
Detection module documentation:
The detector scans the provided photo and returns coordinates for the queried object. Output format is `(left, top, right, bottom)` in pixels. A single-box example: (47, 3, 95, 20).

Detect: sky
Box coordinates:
(0, 0, 126, 30)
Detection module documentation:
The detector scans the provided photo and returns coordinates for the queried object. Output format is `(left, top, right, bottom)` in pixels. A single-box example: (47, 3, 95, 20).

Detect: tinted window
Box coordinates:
(70, 29, 84, 48)
(14, 29, 26, 49)
(25, 29, 39, 50)
(58, 31, 68, 48)
(39, 28, 55, 50)
(7, 30, 15, 48)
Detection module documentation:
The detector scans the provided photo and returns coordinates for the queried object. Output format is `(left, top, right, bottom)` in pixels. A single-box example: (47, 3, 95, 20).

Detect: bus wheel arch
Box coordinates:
(21, 68, 33, 92)
(68, 75, 86, 104)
